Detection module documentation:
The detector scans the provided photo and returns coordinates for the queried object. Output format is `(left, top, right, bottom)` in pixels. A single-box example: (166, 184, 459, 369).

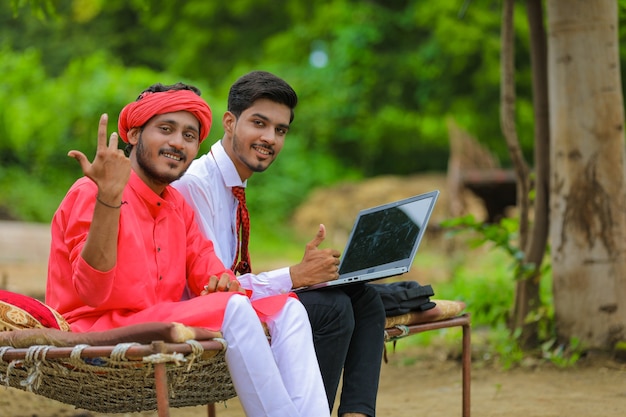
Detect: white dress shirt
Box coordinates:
(173, 140, 293, 299)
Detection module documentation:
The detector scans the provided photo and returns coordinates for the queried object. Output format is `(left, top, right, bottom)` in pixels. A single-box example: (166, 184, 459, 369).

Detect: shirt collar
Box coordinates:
(211, 140, 247, 189)
(127, 170, 175, 209)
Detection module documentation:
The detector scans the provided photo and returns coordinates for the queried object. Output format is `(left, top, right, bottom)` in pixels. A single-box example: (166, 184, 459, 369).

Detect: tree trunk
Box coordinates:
(501, 0, 537, 347)
(548, 0, 626, 350)
(510, 0, 551, 349)
(501, 1, 531, 247)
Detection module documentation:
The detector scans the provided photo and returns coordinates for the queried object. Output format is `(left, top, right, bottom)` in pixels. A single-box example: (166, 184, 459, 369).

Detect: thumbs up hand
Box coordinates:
(289, 224, 342, 289)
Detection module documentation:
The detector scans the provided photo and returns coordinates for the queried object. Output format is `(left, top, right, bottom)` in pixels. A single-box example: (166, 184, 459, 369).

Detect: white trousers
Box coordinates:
(222, 295, 330, 417)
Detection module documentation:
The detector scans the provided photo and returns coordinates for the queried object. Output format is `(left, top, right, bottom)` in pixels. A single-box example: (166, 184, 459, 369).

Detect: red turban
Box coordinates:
(118, 89, 212, 143)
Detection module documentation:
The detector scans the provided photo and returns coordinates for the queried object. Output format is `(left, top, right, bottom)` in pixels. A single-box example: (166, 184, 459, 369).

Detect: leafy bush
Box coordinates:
(0, 47, 353, 224)
(436, 215, 585, 368)
(0, 47, 209, 221)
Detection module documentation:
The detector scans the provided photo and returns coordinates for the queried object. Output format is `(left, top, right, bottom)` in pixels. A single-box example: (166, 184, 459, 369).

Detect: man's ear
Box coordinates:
(222, 111, 236, 134)
(127, 127, 140, 145)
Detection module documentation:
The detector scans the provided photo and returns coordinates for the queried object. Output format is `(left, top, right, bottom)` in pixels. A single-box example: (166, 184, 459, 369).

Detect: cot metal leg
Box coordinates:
(461, 320, 471, 417)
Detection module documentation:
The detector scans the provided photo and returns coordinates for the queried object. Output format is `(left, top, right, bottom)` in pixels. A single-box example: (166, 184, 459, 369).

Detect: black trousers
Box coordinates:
(297, 283, 386, 417)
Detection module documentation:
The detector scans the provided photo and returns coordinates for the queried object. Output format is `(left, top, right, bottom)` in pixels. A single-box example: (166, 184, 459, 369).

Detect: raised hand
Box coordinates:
(289, 224, 342, 288)
(73, 114, 132, 272)
(68, 114, 131, 204)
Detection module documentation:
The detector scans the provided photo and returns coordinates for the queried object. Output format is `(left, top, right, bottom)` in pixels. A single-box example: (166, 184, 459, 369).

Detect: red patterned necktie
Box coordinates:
(231, 186, 251, 274)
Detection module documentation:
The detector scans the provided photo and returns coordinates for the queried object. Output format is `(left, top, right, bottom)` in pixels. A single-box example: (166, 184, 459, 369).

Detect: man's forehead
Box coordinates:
(243, 99, 291, 124)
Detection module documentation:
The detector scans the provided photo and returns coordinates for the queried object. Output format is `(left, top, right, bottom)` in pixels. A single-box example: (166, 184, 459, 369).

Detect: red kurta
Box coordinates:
(46, 171, 290, 332)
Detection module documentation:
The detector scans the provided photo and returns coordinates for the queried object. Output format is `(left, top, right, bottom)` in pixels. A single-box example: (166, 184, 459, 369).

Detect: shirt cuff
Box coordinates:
(236, 266, 293, 300)
(266, 267, 293, 293)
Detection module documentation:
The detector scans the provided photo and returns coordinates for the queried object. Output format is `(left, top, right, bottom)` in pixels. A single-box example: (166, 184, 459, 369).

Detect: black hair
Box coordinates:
(227, 71, 298, 123)
(136, 82, 202, 100)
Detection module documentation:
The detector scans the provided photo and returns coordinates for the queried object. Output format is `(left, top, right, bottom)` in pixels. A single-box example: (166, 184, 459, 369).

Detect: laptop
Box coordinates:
(296, 190, 439, 292)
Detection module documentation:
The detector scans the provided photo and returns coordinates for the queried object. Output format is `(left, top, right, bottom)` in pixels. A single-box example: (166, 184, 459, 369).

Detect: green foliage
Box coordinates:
(436, 214, 585, 368)
(0, 46, 212, 221)
(262, 0, 536, 174)
(442, 214, 537, 280)
(1, 0, 613, 369)
(3, 0, 626, 232)
(488, 324, 526, 369)
(394, 242, 583, 369)
(387, 246, 524, 367)
(0, 45, 354, 223)
(9, 0, 56, 19)
(0, 166, 66, 221)
(539, 336, 583, 368)
(1, 0, 537, 181)
(449, 250, 516, 328)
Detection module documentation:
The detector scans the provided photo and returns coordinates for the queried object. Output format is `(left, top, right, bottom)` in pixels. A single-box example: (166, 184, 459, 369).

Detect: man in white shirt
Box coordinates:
(173, 71, 385, 417)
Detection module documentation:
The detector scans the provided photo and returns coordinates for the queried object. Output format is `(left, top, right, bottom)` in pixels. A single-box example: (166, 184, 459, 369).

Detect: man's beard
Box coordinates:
(232, 133, 273, 173)
(135, 134, 189, 185)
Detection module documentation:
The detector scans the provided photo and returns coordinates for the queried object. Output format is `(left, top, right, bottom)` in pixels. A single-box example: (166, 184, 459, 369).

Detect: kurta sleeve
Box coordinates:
(47, 179, 118, 308)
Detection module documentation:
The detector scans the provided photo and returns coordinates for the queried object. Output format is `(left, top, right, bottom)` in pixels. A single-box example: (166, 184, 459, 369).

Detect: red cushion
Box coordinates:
(0, 290, 70, 331)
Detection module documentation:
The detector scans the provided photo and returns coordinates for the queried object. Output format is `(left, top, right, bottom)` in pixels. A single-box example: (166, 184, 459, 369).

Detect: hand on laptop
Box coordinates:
(290, 224, 341, 289)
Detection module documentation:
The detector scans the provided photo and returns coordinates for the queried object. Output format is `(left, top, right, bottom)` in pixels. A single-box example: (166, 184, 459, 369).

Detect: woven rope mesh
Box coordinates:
(0, 348, 236, 413)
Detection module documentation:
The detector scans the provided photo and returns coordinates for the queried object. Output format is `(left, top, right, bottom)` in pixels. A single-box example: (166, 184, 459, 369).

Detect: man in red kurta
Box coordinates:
(45, 83, 329, 417)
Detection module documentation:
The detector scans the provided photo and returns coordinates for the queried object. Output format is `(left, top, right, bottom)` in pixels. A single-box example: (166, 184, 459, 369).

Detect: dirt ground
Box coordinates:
(1, 218, 625, 417)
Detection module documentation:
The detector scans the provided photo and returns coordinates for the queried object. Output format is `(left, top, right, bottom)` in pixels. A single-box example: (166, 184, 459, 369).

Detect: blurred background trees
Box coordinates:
(4, 0, 626, 354)
(1, 0, 539, 222)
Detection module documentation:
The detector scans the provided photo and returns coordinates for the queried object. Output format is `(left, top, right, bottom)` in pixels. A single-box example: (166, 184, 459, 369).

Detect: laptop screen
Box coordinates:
(338, 191, 438, 276)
